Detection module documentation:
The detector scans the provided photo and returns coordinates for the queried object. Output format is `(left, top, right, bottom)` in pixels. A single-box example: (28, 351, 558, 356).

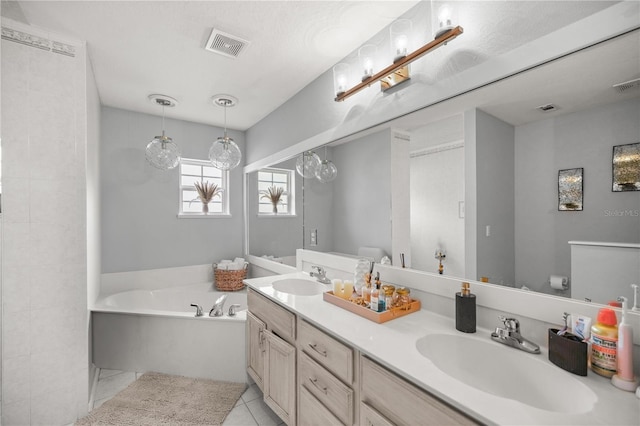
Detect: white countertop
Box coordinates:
(246, 272, 640, 426)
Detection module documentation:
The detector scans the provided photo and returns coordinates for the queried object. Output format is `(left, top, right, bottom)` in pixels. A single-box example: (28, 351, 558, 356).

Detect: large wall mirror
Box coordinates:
(246, 30, 640, 305)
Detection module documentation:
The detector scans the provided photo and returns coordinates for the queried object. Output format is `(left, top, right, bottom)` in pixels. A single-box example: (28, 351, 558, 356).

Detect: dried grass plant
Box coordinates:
(193, 181, 223, 204)
(260, 186, 285, 206)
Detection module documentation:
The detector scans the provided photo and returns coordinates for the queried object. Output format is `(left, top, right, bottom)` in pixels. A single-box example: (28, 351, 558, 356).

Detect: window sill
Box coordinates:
(177, 213, 232, 219)
(257, 214, 297, 218)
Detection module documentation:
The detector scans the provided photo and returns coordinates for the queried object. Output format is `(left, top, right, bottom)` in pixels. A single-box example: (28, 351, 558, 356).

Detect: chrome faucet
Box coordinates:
(310, 265, 331, 284)
(490, 316, 540, 354)
(190, 304, 203, 317)
(209, 294, 228, 317)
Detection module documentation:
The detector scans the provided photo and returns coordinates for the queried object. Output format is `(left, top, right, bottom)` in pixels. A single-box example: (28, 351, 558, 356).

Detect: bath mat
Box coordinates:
(76, 372, 246, 426)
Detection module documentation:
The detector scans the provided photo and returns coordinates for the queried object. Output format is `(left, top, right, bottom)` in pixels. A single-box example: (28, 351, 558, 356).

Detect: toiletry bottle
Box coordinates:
(375, 273, 385, 311)
(591, 307, 618, 378)
(370, 281, 379, 312)
(612, 296, 639, 391)
(455, 282, 476, 333)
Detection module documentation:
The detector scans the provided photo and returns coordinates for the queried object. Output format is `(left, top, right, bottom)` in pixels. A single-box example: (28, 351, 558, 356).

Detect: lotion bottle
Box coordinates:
(455, 282, 476, 333)
(612, 296, 640, 391)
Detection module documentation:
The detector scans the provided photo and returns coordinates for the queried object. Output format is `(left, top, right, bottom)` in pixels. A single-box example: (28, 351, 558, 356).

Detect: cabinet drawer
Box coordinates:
(360, 356, 477, 426)
(299, 385, 344, 426)
(360, 401, 394, 426)
(299, 319, 354, 384)
(299, 351, 353, 426)
(248, 288, 296, 343)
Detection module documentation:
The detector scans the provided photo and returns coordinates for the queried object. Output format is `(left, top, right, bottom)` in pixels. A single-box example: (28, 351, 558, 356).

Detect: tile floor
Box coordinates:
(90, 369, 284, 426)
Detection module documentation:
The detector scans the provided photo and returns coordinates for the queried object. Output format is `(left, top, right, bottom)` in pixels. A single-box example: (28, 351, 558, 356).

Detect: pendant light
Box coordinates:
(296, 151, 321, 179)
(316, 146, 337, 183)
(145, 95, 181, 170)
(209, 95, 242, 171)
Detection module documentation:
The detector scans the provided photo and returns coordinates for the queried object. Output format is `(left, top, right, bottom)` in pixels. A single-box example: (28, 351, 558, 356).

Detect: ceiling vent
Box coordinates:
(205, 29, 250, 59)
(613, 77, 640, 93)
(537, 103, 559, 113)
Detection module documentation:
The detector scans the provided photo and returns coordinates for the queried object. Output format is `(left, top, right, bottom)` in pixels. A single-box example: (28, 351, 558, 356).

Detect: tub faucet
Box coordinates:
(209, 294, 228, 317)
(310, 266, 331, 284)
(190, 304, 203, 317)
(490, 316, 540, 354)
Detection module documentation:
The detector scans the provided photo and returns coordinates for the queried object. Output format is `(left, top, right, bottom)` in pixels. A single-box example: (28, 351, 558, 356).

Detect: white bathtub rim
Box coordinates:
(92, 282, 247, 321)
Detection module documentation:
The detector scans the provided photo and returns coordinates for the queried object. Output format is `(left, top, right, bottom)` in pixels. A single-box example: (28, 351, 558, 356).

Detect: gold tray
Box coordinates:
(323, 291, 421, 324)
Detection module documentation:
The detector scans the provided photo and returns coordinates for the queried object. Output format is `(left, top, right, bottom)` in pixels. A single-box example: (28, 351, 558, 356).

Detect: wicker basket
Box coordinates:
(213, 262, 248, 291)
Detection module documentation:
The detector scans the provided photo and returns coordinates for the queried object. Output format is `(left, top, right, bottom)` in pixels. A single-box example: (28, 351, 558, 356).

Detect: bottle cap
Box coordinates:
(597, 308, 617, 326)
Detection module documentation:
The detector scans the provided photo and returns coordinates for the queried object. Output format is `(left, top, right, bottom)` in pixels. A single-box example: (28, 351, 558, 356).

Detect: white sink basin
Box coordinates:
(272, 278, 326, 296)
(416, 334, 597, 414)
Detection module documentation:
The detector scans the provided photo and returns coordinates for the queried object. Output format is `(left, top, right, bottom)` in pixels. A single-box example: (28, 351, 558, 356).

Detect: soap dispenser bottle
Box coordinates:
(456, 282, 476, 333)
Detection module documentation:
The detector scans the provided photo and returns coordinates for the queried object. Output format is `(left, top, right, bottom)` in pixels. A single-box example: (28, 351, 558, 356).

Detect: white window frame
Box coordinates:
(257, 167, 295, 217)
(178, 158, 230, 218)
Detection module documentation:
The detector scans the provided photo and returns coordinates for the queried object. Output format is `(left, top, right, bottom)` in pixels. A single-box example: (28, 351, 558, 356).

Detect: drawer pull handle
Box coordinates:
(308, 377, 327, 394)
(308, 343, 327, 357)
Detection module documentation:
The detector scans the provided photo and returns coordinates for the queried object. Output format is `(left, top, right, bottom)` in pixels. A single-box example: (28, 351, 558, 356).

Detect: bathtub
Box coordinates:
(91, 283, 248, 383)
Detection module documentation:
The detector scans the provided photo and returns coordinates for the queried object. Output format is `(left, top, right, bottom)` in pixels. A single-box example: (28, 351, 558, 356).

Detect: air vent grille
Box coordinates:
(205, 29, 250, 59)
(613, 78, 640, 93)
(537, 103, 558, 113)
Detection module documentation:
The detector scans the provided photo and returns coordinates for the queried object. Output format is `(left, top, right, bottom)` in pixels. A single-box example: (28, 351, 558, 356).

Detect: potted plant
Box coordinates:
(193, 181, 223, 213)
(260, 185, 285, 214)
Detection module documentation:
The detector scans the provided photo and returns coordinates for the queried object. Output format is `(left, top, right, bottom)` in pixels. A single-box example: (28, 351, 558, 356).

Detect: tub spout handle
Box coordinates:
(190, 304, 203, 317)
(228, 304, 241, 317)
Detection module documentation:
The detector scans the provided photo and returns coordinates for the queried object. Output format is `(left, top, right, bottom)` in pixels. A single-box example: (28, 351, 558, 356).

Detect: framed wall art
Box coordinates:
(612, 142, 640, 192)
(558, 168, 583, 211)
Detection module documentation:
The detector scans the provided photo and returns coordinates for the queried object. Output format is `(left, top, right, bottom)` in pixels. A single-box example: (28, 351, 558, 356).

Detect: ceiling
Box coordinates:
(3, 1, 637, 134)
(5, 0, 419, 130)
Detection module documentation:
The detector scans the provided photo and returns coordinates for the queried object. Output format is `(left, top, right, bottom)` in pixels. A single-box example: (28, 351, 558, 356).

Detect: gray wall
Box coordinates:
(515, 98, 640, 294)
(330, 129, 392, 257)
(475, 110, 516, 286)
(247, 157, 303, 257)
(100, 107, 245, 273)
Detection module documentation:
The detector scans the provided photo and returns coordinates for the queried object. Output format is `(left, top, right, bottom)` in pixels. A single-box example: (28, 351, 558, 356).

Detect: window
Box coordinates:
(179, 158, 229, 216)
(258, 168, 295, 215)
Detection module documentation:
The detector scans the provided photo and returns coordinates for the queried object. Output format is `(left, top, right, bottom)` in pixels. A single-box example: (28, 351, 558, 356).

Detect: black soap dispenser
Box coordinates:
(456, 282, 476, 333)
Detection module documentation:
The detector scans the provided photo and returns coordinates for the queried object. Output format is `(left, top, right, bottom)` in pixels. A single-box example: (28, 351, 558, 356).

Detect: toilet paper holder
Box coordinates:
(549, 275, 569, 290)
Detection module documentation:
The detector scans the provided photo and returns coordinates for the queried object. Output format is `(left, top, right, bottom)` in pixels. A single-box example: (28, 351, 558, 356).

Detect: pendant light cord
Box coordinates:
(161, 103, 166, 138)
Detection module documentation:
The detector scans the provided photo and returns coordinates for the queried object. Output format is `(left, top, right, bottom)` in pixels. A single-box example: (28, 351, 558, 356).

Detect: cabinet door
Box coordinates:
(247, 312, 266, 391)
(264, 329, 296, 425)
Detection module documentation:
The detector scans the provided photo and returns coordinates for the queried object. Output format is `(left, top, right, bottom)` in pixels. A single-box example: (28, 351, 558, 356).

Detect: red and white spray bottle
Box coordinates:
(611, 296, 639, 392)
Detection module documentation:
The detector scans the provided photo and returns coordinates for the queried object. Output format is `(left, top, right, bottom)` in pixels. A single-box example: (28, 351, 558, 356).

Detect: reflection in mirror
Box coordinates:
(302, 132, 391, 261)
(247, 31, 640, 306)
(247, 157, 302, 267)
(409, 115, 465, 277)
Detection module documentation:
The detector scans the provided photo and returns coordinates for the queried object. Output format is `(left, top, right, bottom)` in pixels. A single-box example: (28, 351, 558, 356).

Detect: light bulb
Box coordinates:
(333, 63, 350, 97)
(316, 160, 337, 183)
(146, 136, 181, 170)
(209, 136, 242, 171)
(296, 151, 321, 179)
(390, 19, 412, 63)
(359, 44, 377, 81)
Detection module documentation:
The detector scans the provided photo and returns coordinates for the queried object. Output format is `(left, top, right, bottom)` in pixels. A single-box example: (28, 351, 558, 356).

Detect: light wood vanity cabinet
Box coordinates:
(247, 289, 296, 425)
(247, 288, 479, 426)
(360, 356, 478, 426)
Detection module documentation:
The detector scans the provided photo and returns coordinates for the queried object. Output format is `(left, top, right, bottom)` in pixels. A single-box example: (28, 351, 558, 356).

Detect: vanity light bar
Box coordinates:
(334, 26, 464, 102)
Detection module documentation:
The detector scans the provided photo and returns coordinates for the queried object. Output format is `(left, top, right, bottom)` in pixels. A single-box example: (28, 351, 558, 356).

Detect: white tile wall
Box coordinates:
(1, 20, 89, 425)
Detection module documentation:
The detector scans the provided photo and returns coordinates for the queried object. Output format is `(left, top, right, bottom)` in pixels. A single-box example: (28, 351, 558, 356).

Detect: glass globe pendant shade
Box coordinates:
(316, 159, 338, 183)
(145, 135, 181, 170)
(209, 135, 242, 171)
(296, 151, 321, 179)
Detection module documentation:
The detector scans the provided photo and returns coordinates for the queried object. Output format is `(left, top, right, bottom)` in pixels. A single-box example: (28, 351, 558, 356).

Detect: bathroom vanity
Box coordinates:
(245, 271, 639, 426)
